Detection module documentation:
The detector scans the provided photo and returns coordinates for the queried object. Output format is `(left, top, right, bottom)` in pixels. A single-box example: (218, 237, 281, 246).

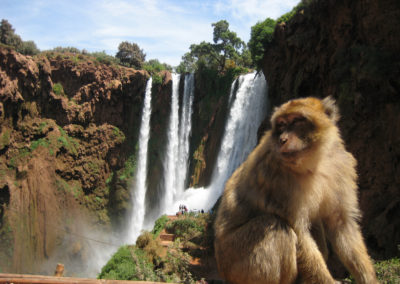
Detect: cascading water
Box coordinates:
(161, 73, 195, 214)
(175, 74, 195, 196)
(161, 73, 181, 213)
(209, 72, 267, 200)
(171, 72, 268, 212)
(125, 77, 153, 244)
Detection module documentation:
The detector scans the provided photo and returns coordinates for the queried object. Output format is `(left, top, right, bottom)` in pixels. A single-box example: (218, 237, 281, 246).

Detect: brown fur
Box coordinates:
(214, 97, 378, 284)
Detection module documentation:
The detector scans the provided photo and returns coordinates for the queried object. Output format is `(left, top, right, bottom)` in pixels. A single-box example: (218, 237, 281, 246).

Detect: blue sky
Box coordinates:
(1, 0, 299, 66)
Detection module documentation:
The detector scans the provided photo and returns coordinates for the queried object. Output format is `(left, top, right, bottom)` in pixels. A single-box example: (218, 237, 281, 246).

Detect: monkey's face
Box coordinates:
(273, 113, 316, 162)
(270, 97, 337, 167)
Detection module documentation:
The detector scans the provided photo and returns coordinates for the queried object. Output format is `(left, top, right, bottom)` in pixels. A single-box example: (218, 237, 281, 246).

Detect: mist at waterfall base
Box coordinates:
(165, 72, 268, 215)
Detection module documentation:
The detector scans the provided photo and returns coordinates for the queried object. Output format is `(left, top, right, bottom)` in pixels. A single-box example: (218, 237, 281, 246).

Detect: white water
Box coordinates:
(161, 73, 181, 213)
(169, 72, 268, 213)
(175, 74, 195, 196)
(126, 77, 153, 244)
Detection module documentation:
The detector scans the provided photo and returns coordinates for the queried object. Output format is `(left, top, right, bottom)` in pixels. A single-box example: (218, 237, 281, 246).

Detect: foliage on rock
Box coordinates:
(99, 213, 215, 283)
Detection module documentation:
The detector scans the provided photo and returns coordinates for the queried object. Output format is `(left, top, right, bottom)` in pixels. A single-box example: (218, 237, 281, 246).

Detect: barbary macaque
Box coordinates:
(214, 97, 378, 284)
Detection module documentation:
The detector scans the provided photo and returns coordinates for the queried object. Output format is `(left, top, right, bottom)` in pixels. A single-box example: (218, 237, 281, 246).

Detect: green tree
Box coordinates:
(177, 20, 248, 73)
(212, 20, 245, 70)
(248, 18, 276, 70)
(18, 40, 39, 55)
(176, 52, 196, 73)
(0, 19, 40, 55)
(116, 41, 146, 69)
(0, 19, 22, 49)
(143, 59, 172, 74)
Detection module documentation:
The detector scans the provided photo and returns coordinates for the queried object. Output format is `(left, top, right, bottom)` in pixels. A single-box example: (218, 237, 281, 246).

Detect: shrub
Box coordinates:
(118, 154, 137, 181)
(52, 83, 64, 96)
(30, 138, 50, 151)
(163, 240, 194, 283)
(136, 231, 163, 266)
(143, 59, 172, 74)
(166, 216, 204, 239)
(91, 51, 120, 66)
(98, 245, 158, 281)
(0, 129, 11, 150)
(151, 215, 169, 237)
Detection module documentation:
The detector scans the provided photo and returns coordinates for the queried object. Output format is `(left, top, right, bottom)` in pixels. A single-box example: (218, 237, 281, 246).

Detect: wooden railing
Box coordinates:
(0, 273, 169, 284)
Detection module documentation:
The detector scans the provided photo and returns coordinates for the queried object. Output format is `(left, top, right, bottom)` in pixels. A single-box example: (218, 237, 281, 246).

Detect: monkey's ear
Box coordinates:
(322, 96, 340, 123)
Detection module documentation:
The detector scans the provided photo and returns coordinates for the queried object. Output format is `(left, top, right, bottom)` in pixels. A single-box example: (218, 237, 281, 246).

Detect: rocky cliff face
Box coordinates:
(262, 0, 400, 258)
(0, 47, 158, 273)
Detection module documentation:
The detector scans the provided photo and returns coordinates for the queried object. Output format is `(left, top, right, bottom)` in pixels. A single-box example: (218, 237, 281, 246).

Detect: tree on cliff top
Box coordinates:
(0, 19, 39, 55)
(116, 41, 146, 69)
(177, 20, 248, 73)
(0, 19, 22, 48)
(248, 18, 276, 70)
(212, 20, 245, 71)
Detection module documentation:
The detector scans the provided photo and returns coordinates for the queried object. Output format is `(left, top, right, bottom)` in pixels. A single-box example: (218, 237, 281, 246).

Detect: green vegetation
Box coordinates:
(52, 83, 65, 96)
(248, 18, 276, 70)
(345, 258, 400, 283)
(111, 126, 125, 143)
(98, 245, 158, 281)
(143, 59, 172, 74)
(177, 20, 251, 74)
(91, 51, 121, 66)
(7, 122, 81, 171)
(0, 19, 39, 55)
(0, 129, 11, 150)
(99, 213, 213, 283)
(166, 214, 205, 239)
(276, 0, 311, 24)
(375, 258, 400, 283)
(151, 72, 163, 86)
(116, 41, 146, 69)
(117, 154, 137, 182)
(151, 215, 169, 237)
(30, 138, 50, 151)
(55, 178, 83, 199)
(57, 126, 79, 156)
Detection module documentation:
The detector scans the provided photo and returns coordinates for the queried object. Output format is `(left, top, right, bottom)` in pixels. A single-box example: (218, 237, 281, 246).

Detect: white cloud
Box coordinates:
(0, 0, 300, 66)
(217, 0, 300, 20)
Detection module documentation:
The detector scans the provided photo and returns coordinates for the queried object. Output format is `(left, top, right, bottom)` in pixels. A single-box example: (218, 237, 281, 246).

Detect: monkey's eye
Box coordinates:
(291, 116, 306, 125)
(276, 122, 287, 133)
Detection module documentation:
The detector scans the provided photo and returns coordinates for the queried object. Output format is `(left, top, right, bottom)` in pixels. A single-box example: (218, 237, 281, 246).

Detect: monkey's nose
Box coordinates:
(279, 137, 288, 145)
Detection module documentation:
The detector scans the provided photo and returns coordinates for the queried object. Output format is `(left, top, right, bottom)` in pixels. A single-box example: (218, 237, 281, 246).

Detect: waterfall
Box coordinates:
(176, 74, 195, 196)
(161, 73, 181, 213)
(171, 72, 268, 212)
(160, 73, 196, 214)
(126, 77, 153, 244)
(209, 72, 267, 199)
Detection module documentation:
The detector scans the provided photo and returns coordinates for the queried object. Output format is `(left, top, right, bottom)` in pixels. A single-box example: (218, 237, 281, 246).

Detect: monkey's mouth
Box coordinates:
(281, 151, 299, 159)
